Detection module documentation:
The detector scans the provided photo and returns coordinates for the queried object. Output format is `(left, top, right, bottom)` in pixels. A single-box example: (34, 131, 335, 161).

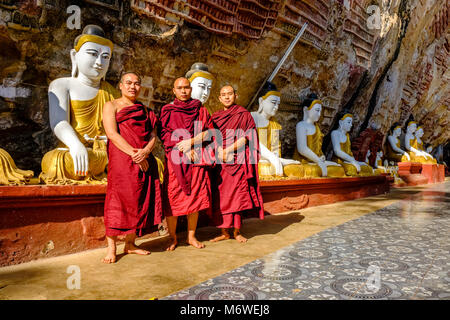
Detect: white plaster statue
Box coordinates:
(386, 124, 410, 162)
(331, 114, 373, 176)
(414, 126, 434, 162)
(250, 83, 301, 177)
(185, 62, 213, 105)
(40, 25, 119, 184)
(293, 95, 345, 178)
(375, 150, 387, 173)
(404, 121, 432, 162)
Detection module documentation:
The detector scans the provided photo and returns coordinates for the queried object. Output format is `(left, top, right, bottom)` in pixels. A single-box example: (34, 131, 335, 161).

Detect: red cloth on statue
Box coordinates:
(104, 103, 163, 236)
(210, 104, 264, 228)
(159, 98, 213, 217)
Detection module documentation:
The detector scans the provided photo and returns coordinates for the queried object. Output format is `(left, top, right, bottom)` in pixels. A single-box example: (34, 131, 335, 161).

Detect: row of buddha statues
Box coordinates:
(0, 25, 440, 185)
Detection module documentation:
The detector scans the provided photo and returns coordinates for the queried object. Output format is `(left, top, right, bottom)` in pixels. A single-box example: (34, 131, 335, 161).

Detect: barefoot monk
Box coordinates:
(159, 77, 214, 251)
(102, 72, 163, 263)
(210, 85, 264, 243)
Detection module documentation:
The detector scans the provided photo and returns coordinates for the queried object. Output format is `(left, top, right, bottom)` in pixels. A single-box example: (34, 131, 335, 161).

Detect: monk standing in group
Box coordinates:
(102, 72, 162, 263)
(159, 77, 213, 251)
(210, 85, 264, 243)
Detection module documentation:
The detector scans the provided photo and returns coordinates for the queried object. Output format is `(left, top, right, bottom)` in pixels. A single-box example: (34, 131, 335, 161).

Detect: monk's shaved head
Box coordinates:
(173, 77, 192, 101)
(220, 85, 235, 95)
(174, 77, 190, 88)
(219, 84, 238, 109)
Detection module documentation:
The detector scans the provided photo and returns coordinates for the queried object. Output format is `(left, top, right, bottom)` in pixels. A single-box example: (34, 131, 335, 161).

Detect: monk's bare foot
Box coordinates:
(235, 234, 248, 243)
(166, 239, 178, 251)
(124, 243, 150, 255)
(187, 237, 205, 249)
(210, 229, 231, 242)
(102, 248, 116, 264)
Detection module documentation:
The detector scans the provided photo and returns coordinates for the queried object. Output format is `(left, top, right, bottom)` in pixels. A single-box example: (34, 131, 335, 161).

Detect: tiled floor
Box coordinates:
(164, 183, 450, 300)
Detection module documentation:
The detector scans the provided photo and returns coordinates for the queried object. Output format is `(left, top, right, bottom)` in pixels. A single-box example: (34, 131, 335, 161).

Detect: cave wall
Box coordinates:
(0, 0, 448, 174)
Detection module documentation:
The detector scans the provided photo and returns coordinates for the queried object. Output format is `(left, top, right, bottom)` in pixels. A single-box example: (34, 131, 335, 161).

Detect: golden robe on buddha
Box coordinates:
(257, 119, 303, 178)
(411, 138, 437, 164)
(332, 133, 375, 176)
(0, 148, 34, 185)
(386, 139, 409, 163)
(40, 81, 119, 185)
(293, 124, 345, 178)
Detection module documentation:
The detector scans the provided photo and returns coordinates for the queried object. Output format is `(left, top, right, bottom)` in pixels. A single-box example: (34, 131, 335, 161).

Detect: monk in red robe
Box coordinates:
(102, 72, 163, 263)
(210, 85, 264, 243)
(159, 77, 213, 251)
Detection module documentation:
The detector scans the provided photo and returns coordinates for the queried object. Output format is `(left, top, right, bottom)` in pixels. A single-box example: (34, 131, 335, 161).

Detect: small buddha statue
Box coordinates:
(39, 25, 120, 185)
(0, 148, 34, 185)
(185, 62, 213, 105)
(293, 94, 345, 178)
(413, 126, 437, 164)
(250, 82, 302, 178)
(404, 121, 434, 164)
(374, 150, 387, 174)
(331, 113, 374, 176)
(385, 122, 410, 163)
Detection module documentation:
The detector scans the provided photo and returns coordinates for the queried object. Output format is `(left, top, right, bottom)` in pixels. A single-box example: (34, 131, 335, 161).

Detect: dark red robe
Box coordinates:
(159, 98, 213, 217)
(104, 103, 163, 236)
(211, 104, 264, 228)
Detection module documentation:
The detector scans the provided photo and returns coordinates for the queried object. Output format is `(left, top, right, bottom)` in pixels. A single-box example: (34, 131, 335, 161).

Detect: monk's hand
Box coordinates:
(70, 142, 89, 176)
(176, 138, 192, 153)
(131, 148, 149, 163)
(138, 159, 149, 172)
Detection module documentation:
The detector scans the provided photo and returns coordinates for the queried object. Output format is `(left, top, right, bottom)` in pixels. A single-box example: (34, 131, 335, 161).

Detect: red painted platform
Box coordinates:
(260, 175, 389, 214)
(397, 162, 428, 186)
(0, 175, 389, 266)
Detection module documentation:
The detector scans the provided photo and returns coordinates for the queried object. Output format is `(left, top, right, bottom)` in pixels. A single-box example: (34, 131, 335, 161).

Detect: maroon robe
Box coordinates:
(211, 104, 264, 228)
(104, 103, 162, 236)
(159, 98, 213, 216)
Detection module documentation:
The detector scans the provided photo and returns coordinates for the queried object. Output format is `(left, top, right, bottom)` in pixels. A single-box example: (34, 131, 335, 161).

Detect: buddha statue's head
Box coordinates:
(406, 121, 417, 135)
(185, 62, 213, 104)
(302, 93, 322, 123)
(389, 122, 402, 138)
(338, 113, 353, 133)
(70, 25, 113, 82)
(257, 81, 280, 120)
(415, 126, 424, 139)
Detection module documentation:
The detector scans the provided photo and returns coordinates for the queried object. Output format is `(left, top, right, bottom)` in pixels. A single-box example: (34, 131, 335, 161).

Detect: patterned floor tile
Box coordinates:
(163, 182, 450, 300)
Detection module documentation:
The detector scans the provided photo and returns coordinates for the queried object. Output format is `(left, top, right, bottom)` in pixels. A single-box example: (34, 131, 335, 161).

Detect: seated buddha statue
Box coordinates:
(404, 121, 434, 164)
(0, 148, 34, 185)
(39, 25, 120, 185)
(186, 62, 213, 106)
(331, 113, 374, 176)
(250, 82, 302, 178)
(385, 122, 410, 163)
(412, 126, 437, 164)
(293, 94, 345, 178)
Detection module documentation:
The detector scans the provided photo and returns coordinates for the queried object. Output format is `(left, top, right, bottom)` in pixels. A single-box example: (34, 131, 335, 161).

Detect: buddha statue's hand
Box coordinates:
(351, 160, 361, 172)
(317, 160, 327, 177)
(267, 153, 283, 176)
(69, 142, 89, 176)
(403, 152, 410, 161)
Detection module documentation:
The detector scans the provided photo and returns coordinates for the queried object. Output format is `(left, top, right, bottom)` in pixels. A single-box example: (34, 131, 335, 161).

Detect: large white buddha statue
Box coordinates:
(39, 25, 119, 184)
(385, 122, 410, 163)
(413, 125, 436, 164)
(185, 62, 213, 105)
(404, 121, 434, 164)
(331, 113, 374, 176)
(293, 94, 345, 178)
(250, 82, 302, 178)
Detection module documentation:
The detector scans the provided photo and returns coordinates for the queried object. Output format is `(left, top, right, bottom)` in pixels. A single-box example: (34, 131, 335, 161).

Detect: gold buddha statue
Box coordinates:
(293, 94, 345, 178)
(0, 148, 34, 185)
(331, 113, 375, 176)
(250, 82, 303, 179)
(40, 25, 120, 185)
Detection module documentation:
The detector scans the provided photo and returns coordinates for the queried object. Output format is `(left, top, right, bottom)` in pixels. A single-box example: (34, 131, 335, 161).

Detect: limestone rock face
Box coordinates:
(0, 0, 448, 174)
